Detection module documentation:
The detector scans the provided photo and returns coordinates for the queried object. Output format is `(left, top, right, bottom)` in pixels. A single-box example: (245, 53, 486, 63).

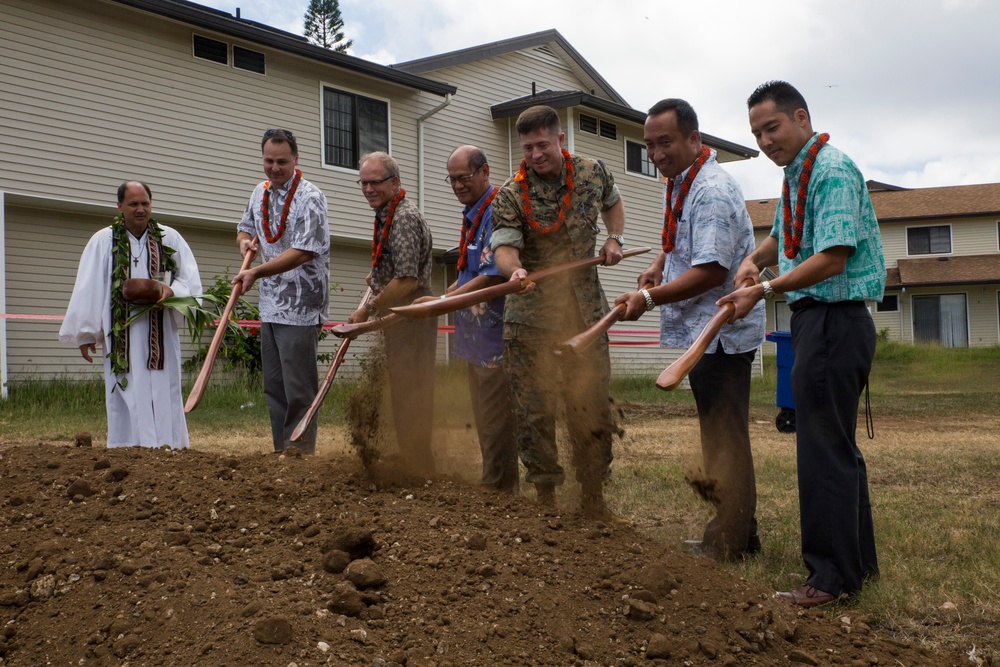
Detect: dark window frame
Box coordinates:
(233, 45, 266, 75)
(625, 140, 657, 178)
(322, 86, 390, 170)
(876, 294, 899, 312)
(906, 224, 952, 255)
(193, 34, 228, 65)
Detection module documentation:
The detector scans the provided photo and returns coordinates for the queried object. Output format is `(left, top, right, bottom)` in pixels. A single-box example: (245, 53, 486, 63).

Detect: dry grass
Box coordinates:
(607, 407, 1000, 660)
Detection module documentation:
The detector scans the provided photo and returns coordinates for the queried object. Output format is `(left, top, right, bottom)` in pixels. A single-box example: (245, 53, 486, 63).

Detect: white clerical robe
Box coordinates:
(59, 225, 202, 448)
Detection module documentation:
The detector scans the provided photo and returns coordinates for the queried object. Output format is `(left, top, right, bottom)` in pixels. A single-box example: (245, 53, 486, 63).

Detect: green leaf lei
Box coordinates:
(108, 214, 178, 391)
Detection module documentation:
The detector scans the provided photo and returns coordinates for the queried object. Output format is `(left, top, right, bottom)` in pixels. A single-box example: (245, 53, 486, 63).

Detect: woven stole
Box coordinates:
(119, 227, 166, 373)
(144, 232, 165, 371)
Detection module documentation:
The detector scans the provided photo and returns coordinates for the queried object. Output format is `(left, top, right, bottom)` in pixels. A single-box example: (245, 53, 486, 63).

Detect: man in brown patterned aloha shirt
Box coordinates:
(490, 105, 627, 518)
(348, 152, 437, 476)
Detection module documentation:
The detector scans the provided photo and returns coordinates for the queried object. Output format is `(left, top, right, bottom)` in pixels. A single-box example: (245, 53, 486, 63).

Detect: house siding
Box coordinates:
(880, 217, 999, 260)
(0, 0, 442, 244)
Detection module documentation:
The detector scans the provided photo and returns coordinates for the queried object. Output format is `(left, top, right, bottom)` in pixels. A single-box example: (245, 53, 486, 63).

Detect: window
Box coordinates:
(625, 140, 657, 178)
(233, 45, 266, 74)
(322, 87, 388, 169)
(876, 295, 899, 312)
(906, 225, 951, 255)
(773, 301, 791, 331)
(578, 114, 616, 140)
(913, 294, 967, 347)
(193, 35, 266, 74)
(193, 35, 227, 65)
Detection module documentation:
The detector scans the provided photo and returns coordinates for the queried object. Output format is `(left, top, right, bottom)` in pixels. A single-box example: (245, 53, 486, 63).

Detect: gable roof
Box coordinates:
(393, 29, 627, 105)
(395, 30, 758, 162)
(110, 0, 456, 96)
(746, 182, 1000, 228)
(869, 183, 1000, 222)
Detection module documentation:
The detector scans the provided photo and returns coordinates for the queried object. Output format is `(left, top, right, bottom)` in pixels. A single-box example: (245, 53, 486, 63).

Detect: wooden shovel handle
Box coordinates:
(184, 236, 258, 413)
(556, 282, 654, 356)
(389, 247, 653, 320)
(655, 278, 755, 391)
(330, 313, 403, 339)
(290, 288, 373, 442)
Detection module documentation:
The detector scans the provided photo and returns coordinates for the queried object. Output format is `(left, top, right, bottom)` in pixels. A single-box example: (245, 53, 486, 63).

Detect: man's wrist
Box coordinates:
(608, 234, 624, 247)
(640, 288, 656, 312)
(761, 281, 775, 300)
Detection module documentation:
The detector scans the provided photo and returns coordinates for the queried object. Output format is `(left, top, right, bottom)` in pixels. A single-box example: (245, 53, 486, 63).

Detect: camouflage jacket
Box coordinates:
(490, 154, 620, 331)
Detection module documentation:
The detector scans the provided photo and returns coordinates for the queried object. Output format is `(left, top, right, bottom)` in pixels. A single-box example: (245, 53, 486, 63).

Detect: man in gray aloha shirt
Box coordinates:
(235, 128, 330, 455)
(347, 151, 437, 476)
(616, 99, 765, 559)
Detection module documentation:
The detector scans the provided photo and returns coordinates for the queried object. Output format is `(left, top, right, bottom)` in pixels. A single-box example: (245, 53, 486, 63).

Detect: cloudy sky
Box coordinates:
(201, 0, 1000, 199)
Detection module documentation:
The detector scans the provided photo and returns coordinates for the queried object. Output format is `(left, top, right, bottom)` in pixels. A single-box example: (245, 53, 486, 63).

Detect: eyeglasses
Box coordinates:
(357, 176, 394, 188)
(444, 166, 481, 186)
(263, 128, 295, 141)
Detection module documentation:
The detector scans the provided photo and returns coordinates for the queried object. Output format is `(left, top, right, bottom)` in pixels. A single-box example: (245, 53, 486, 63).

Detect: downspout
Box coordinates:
(900, 287, 906, 343)
(507, 118, 513, 174)
(416, 93, 453, 364)
(565, 107, 575, 152)
(416, 93, 453, 212)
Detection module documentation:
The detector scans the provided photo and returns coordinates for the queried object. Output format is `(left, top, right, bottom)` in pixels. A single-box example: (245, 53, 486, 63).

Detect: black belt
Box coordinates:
(788, 298, 866, 312)
(788, 297, 818, 312)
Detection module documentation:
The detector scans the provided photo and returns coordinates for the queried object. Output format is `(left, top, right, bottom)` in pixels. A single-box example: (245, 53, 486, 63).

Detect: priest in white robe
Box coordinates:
(59, 181, 202, 448)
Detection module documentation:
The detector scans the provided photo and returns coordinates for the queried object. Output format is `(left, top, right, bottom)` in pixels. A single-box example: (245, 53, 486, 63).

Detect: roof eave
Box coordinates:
(110, 0, 456, 96)
(491, 93, 758, 160)
(394, 29, 627, 105)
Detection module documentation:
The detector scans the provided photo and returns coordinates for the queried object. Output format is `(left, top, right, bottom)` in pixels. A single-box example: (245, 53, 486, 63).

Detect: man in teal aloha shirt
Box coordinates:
(720, 81, 886, 609)
(491, 105, 627, 518)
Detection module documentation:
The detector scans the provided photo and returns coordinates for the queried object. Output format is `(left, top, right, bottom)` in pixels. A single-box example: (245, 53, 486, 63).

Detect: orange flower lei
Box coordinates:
(372, 188, 406, 267)
(782, 133, 829, 259)
(661, 146, 711, 253)
(515, 149, 574, 234)
(261, 169, 302, 244)
(457, 186, 498, 272)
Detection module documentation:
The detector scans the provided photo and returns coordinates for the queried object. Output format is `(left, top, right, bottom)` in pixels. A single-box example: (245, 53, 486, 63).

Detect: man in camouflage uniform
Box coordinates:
(491, 105, 627, 517)
(348, 152, 437, 476)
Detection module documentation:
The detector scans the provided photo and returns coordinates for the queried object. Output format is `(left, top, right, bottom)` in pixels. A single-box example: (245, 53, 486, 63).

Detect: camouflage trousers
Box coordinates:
(503, 322, 614, 487)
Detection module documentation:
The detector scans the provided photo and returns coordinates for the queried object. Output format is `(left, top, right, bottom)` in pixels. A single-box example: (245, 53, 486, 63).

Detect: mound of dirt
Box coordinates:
(0, 443, 967, 666)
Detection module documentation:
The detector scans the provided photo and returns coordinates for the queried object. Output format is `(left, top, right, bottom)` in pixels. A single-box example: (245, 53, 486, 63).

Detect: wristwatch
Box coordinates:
(761, 280, 775, 301)
(640, 288, 656, 312)
(608, 234, 624, 246)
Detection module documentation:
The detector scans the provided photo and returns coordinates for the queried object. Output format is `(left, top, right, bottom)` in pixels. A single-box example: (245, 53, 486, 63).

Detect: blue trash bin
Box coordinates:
(765, 330, 796, 433)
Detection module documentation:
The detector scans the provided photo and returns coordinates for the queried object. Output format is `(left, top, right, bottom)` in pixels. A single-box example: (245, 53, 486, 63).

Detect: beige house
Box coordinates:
(746, 182, 1000, 347)
(393, 30, 757, 375)
(0, 0, 757, 394)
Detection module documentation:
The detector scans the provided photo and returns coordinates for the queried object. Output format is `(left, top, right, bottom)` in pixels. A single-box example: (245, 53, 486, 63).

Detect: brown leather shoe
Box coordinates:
(776, 585, 842, 608)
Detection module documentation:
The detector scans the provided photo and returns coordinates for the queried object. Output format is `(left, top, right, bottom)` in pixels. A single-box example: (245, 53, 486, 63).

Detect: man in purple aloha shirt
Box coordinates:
(446, 145, 518, 493)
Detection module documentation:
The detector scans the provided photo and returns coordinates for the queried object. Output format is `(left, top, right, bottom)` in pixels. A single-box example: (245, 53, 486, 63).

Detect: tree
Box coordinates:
(303, 0, 353, 53)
